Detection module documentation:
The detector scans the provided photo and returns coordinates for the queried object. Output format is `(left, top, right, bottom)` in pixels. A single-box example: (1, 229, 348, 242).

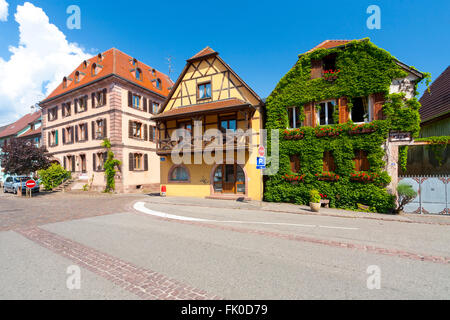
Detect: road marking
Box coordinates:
(133, 202, 358, 231)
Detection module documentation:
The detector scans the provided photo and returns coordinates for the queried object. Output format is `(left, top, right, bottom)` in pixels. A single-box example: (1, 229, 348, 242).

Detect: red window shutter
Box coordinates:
(339, 97, 349, 124)
(128, 91, 132, 107)
(373, 92, 385, 120)
(303, 103, 315, 127)
(311, 59, 323, 79)
(354, 150, 370, 171)
(47, 110, 50, 121)
(129, 153, 134, 171)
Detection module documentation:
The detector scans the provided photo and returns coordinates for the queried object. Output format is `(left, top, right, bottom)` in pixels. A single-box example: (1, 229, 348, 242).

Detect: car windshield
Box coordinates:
(14, 177, 31, 183)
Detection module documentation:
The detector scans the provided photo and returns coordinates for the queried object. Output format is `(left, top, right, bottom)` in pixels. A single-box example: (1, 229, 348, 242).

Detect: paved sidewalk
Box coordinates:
(142, 195, 450, 226)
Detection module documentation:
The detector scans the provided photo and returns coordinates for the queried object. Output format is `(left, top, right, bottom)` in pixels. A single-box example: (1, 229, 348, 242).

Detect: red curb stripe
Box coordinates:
(15, 227, 221, 300)
(139, 212, 450, 265)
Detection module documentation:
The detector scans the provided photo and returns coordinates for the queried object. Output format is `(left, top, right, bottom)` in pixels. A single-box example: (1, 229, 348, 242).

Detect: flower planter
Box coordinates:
(310, 202, 321, 212)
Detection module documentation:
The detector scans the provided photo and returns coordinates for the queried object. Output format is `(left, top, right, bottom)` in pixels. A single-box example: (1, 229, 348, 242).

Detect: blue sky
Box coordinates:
(0, 0, 449, 124)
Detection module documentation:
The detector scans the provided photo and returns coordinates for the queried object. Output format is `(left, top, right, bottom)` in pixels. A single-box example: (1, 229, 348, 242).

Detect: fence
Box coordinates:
(399, 175, 449, 215)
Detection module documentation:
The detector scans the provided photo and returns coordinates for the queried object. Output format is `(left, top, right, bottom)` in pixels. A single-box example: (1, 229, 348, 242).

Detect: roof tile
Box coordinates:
(419, 66, 450, 123)
(0, 111, 41, 139)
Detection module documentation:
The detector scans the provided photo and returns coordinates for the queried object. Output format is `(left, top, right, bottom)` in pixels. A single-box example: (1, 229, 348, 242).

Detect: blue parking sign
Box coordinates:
(257, 157, 266, 169)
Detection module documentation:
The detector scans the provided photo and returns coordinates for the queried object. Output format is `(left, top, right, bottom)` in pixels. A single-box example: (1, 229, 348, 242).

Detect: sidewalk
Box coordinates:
(142, 195, 450, 226)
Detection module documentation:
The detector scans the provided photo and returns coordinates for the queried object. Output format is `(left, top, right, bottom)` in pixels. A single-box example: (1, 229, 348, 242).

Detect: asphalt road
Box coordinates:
(0, 191, 449, 299)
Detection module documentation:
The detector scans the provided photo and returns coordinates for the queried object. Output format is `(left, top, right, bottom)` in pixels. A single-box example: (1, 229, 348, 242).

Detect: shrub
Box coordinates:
(37, 164, 71, 190)
(310, 189, 321, 203)
(395, 183, 417, 214)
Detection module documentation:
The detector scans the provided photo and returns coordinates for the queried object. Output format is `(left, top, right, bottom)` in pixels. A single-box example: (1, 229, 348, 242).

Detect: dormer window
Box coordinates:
(62, 77, 67, 88)
(97, 53, 103, 61)
(92, 63, 98, 76)
(83, 61, 88, 69)
(75, 71, 80, 83)
(322, 54, 336, 73)
(136, 68, 143, 81)
(132, 58, 138, 66)
(156, 78, 162, 89)
(151, 69, 156, 76)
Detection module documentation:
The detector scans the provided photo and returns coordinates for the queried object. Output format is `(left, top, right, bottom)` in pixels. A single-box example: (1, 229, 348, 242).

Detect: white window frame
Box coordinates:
(316, 100, 337, 126)
(287, 106, 301, 129)
(349, 96, 372, 124)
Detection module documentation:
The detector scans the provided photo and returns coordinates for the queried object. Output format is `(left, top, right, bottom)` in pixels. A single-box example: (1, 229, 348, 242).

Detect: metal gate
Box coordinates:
(399, 175, 449, 215)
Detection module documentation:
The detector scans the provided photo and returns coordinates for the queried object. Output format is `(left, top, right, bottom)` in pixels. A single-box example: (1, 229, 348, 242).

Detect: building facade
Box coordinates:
(40, 49, 172, 192)
(264, 39, 425, 213)
(153, 47, 265, 200)
(0, 111, 42, 183)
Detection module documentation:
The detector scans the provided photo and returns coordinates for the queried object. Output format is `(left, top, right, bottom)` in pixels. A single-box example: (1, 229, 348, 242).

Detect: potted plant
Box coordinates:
(309, 189, 321, 212)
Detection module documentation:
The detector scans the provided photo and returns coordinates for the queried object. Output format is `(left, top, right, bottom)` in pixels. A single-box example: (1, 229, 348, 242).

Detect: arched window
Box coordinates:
(97, 53, 103, 61)
(156, 78, 162, 89)
(91, 63, 97, 76)
(132, 58, 137, 66)
(169, 165, 190, 182)
(136, 68, 142, 81)
(83, 61, 87, 69)
(62, 77, 67, 88)
(75, 71, 80, 83)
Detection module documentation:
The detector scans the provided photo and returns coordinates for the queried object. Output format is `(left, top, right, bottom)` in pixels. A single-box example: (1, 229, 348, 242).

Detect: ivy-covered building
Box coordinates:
(264, 39, 427, 213)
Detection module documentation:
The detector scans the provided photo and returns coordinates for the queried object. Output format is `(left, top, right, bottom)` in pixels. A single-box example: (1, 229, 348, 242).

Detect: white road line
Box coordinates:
(133, 202, 359, 231)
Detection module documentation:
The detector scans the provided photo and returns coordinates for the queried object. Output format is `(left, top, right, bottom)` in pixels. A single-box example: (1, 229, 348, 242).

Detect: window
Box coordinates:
(198, 82, 211, 100)
(129, 153, 148, 171)
(94, 152, 108, 172)
(132, 94, 141, 109)
(62, 102, 71, 117)
(317, 101, 336, 125)
(83, 61, 88, 69)
(92, 89, 106, 108)
(62, 77, 67, 88)
(63, 126, 74, 144)
(65, 155, 76, 172)
(48, 107, 58, 121)
(75, 96, 88, 113)
(290, 155, 300, 173)
(94, 119, 106, 139)
(322, 54, 336, 73)
(219, 117, 237, 133)
(323, 151, 336, 172)
(287, 106, 301, 128)
(75, 71, 80, 83)
(132, 121, 142, 139)
(132, 58, 137, 66)
(49, 130, 58, 147)
(77, 123, 88, 142)
(351, 97, 369, 123)
(149, 126, 156, 142)
(91, 63, 98, 76)
(152, 102, 159, 114)
(353, 150, 370, 171)
(136, 68, 142, 81)
(169, 166, 189, 182)
(98, 53, 103, 61)
(133, 153, 143, 170)
(156, 78, 162, 89)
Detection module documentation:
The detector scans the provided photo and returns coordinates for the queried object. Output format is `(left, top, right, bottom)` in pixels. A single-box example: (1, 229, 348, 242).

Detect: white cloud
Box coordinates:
(0, 2, 91, 124)
(0, 0, 8, 22)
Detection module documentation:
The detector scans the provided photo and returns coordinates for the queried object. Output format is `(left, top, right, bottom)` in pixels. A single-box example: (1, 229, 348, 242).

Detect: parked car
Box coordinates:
(3, 176, 40, 194)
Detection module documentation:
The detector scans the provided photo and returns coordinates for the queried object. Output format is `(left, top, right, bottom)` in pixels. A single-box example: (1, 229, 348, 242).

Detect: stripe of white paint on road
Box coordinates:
(133, 202, 358, 231)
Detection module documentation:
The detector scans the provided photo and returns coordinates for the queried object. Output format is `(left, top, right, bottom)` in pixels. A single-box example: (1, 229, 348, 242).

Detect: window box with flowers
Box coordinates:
(323, 69, 341, 81)
(319, 193, 330, 208)
(315, 126, 344, 138)
(348, 123, 377, 135)
(283, 129, 305, 140)
(350, 171, 379, 183)
(315, 171, 340, 181)
(282, 173, 306, 185)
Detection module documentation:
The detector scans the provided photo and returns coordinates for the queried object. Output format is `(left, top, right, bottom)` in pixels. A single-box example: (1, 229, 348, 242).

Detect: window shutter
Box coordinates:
(290, 155, 300, 173)
(91, 121, 95, 140)
(63, 156, 66, 170)
(74, 99, 78, 113)
(75, 126, 79, 142)
(339, 97, 349, 124)
(129, 153, 134, 171)
(144, 154, 148, 171)
(149, 126, 153, 142)
(48, 132, 51, 146)
(373, 93, 385, 120)
(84, 95, 88, 109)
(47, 110, 50, 121)
(92, 93, 96, 108)
(144, 124, 148, 141)
(311, 59, 322, 79)
(323, 151, 336, 172)
(103, 118, 107, 138)
(129, 120, 133, 138)
(71, 156, 75, 172)
(55, 107, 58, 120)
(62, 128, 66, 144)
(303, 103, 315, 127)
(62, 104, 65, 117)
(71, 126, 74, 143)
(93, 153, 96, 171)
(354, 150, 370, 171)
(55, 130, 59, 145)
(102, 89, 107, 106)
(128, 91, 132, 107)
(149, 101, 153, 114)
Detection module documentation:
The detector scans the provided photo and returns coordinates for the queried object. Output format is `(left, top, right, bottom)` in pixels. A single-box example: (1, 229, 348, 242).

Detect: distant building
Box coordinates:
(39, 49, 173, 192)
(0, 111, 42, 183)
(405, 66, 450, 175)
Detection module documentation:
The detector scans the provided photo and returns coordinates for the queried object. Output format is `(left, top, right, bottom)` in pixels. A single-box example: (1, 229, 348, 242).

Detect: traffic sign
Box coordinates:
(257, 157, 266, 169)
(25, 180, 36, 189)
(258, 145, 265, 157)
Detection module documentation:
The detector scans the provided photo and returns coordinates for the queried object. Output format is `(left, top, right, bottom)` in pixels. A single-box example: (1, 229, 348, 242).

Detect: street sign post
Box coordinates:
(258, 145, 265, 157)
(25, 180, 36, 198)
(257, 157, 266, 170)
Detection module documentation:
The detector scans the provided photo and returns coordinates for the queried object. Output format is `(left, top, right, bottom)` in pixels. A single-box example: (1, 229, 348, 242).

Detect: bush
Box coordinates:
(310, 189, 321, 203)
(37, 163, 71, 190)
(395, 183, 417, 214)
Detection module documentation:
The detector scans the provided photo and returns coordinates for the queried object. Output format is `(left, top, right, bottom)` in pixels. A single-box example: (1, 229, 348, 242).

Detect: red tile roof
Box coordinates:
(0, 111, 41, 139)
(42, 48, 173, 103)
(188, 46, 218, 61)
(304, 39, 358, 54)
(419, 66, 450, 123)
(152, 98, 250, 120)
(20, 127, 41, 138)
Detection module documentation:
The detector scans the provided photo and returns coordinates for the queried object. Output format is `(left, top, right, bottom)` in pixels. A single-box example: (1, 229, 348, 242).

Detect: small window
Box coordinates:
(152, 102, 159, 114)
(198, 82, 211, 100)
(78, 123, 88, 141)
(219, 117, 237, 133)
(290, 155, 300, 173)
(75, 71, 80, 83)
(62, 77, 67, 88)
(136, 68, 142, 81)
(76, 96, 87, 113)
(132, 94, 141, 109)
(91, 63, 97, 76)
(322, 54, 336, 73)
(351, 97, 369, 123)
(323, 151, 336, 172)
(98, 53, 103, 61)
(287, 106, 301, 129)
(134, 153, 143, 170)
(62, 103, 71, 117)
(169, 166, 189, 182)
(353, 150, 370, 171)
(132, 58, 137, 66)
(149, 126, 157, 142)
(156, 78, 162, 89)
(317, 101, 336, 126)
(83, 61, 88, 69)
(96, 119, 106, 139)
(132, 122, 143, 138)
(48, 107, 58, 121)
(151, 69, 156, 76)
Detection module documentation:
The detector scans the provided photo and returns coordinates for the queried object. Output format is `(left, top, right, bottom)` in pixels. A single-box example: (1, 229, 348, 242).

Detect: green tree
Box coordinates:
(101, 139, 121, 193)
